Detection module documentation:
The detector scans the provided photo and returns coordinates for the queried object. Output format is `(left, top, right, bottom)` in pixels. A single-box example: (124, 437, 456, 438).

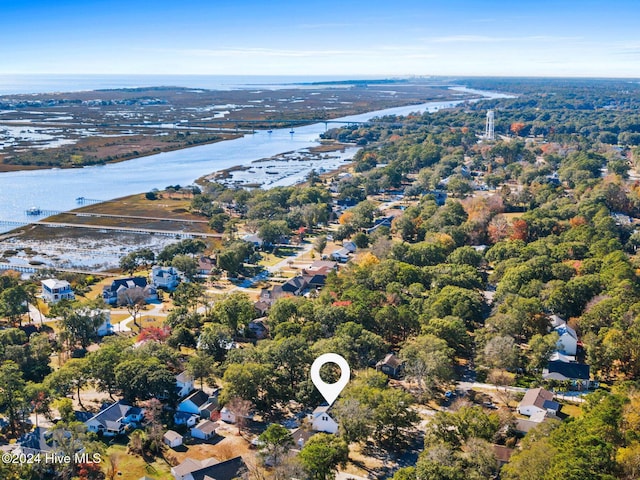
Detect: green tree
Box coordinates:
(299, 433, 349, 480)
(258, 423, 294, 467)
(0, 360, 26, 437)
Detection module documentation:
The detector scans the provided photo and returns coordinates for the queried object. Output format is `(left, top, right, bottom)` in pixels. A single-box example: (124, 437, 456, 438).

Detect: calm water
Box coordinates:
(0, 85, 509, 233)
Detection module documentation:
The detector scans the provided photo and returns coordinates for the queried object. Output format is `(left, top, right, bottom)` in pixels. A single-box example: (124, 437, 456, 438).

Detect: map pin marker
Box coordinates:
(310, 353, 350, 406)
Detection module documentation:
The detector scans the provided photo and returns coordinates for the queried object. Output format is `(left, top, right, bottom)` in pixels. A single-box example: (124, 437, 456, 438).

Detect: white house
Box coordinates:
(163, 430, 183, 449)
(554, 324, 578, 356)
(85, 401, 144, 437)
(152, 266, 180, 291)
(41, 279, 74, 304)
(175, 371, 195, 398)
(190, 419, 219, 440)
(330, 248, 351, 263)
(342, 241, 357, 253)
(308, 405, 339, 434)
(517, 388, 560, 417)
(81, 309, 113, 337)
(220, 406, 236, 424)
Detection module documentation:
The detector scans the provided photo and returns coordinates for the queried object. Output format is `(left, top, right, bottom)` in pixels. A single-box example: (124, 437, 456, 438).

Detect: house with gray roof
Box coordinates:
(85, 401, 144, 437)
(517, 387, 560, 418)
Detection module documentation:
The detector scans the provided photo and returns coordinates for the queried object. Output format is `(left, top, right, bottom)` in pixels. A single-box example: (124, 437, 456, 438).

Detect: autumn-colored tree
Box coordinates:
(137, 326, 170, 343)
(510, 219, 528, 241)
(510, 122, 526, 136)
(338, 211, 354, 225)
(569, 215, 588, 228)
(487, 215, 511, 243)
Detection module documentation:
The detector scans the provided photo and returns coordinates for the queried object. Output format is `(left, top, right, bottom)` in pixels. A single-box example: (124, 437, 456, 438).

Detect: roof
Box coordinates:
(549, 351, 575, 363)
(308, 260, 338, 270)
(104, 277, 147, 293)
(291, 427, 316, 447)
(174, 456, 246, 480)
(555, 324, 577, 340)
(41, 278, 71, 290)
(493, 444, 514, 463)
(163, 430, 183, 442)
(181, 390, 210, 409)
(193, 419, 219, 435)
(519, 388, 556, 410)
(544, 360, 590, 380)
(86, 401, 138, 429)
(377, 353, 403, 369)
(176, 371, 193, 384)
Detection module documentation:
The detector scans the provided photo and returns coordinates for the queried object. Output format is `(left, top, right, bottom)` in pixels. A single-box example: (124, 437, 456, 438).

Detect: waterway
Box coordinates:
(0, 87, 510, 233)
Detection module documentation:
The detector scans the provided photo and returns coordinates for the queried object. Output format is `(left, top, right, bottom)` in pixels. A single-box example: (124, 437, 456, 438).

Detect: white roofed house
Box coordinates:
(163, 430, 183, 449)
(308, 405, 339, 434)
(176, 371, 195, 398)
(41, 279, 75, 304)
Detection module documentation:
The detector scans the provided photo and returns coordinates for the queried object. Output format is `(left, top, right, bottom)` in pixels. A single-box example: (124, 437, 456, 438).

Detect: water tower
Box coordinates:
(484, 110, 495, 140)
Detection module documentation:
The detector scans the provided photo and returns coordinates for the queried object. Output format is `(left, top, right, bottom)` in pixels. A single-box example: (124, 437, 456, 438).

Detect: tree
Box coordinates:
(332, 397, 373, 444)
(197, 323, 234, 361)
(60, 308, 104, 351)
(222, 363, 273, 411)
(187, 352, 215, 389)
(314, 235, 327, 255)
(87, 337, 130, 398)
(482, 335, 519, 371)
(372, 388, 419, 450)
(117, 286, 147, 329)
(0, 360, 26, 437)
(258, 423, 294, 467)
(171, 254, 198, 281)
(0, 285, 29, 326)
(209, 292, 255, 332)
(225, 397, 253, 434)
(401, 334, 454, 398)
(299, 433, 349, 480)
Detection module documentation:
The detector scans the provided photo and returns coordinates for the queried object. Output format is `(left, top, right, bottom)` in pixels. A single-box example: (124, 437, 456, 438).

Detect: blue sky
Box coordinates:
(2, 0, 639, 77)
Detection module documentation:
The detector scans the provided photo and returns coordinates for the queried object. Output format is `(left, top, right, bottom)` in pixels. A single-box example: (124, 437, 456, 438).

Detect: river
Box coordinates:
(0, 87, 509, 233)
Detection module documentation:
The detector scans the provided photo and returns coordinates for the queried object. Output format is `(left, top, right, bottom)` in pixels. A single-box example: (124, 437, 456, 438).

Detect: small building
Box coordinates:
(152, 265, 180, 291)
(198, 256, 216, 276)
(163, 430, 183, 449)
(191, 419, 219, 440)
(493, 444, 514, 468)
(517, 388, 560, 417)
(85, 401, 144, 437)
(376, 353, 404, 378)
(247, 318, 269, 340)
(176, 371, 195, 398)
(242, 234, 263, 247)
(220, 406, 236, 424)
(171, 456, 246, 480)
(41, 279, 75, 304)
(308, 405, 339, 434)
(342, 240, 357, 253)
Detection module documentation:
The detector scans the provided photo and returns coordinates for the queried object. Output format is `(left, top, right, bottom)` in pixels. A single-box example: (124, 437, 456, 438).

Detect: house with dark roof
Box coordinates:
(376, 353, 404, 378)
(171, 455, 246, 480)
(174, 390, 217, 426)
(543, 360, 591, 388)
(102, 277, 157, 305)
(517, 388, 560, 417)
(197, 256, 216, 276)
(152, 265, 180, 291)
(85, 401, 144, 437)
(291, 427, 316, 450)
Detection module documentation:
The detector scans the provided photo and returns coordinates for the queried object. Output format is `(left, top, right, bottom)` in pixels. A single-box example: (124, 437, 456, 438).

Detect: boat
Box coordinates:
(289, 129, 295, 134)
(26, 207, 41, 215)
(267, 129, 273, 133)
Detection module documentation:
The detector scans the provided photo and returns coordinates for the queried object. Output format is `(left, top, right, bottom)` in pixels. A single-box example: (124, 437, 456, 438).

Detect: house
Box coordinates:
(330, 248, 351, 263)
(493, 445, 514, 468)
(554, 324, 578, 356)
(41, 279, 74, 304)
(220, 406, 236, 424)
(307, 260, 339, 272)
(85, 401, 144, 437)
(342, 240, 357, 253)
(152, 266, 180, 291)
(163, 430, 183, 449)
(376, 353, 404, 378)
(197, 256, 216, 276)
(176, 371, 195, 398)
(308, 405, 339, 434)
(242, 233, 263, 247)
(549, 351, 576, 363)
(174, 390, 216, 426)
(171, 456, 246, 480)
(543, 360, 591, 389)
(102, 277, 157, 306)
(191, 419, 219, 440)
(517, 388, 560, 417)
(291, 427, 316, 450)
(247, 318, 269, 340)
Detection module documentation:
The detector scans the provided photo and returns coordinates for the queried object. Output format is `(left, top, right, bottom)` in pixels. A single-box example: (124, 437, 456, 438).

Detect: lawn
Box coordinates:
(104, 443, 173, 480)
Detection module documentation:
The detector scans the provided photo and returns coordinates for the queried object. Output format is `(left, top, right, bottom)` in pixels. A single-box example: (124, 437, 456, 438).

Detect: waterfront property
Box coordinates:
(102, 277, 157, 305)
(41, 278, 75, 304)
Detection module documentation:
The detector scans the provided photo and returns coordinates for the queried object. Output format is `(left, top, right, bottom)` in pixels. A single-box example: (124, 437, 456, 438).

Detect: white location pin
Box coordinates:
(310, 353, 350, 406)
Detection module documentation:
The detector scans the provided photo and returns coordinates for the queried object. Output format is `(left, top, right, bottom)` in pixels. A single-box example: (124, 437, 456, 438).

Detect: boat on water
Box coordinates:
(289, 129, 295, 134)
(26, 207, 41, 215)
(267, 129, 273, 133)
